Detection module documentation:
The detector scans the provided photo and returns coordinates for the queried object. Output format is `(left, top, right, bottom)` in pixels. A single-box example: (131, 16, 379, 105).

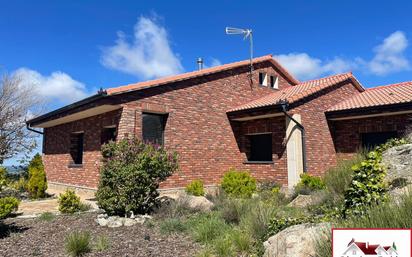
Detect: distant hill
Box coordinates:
(3, 166, 26, 175)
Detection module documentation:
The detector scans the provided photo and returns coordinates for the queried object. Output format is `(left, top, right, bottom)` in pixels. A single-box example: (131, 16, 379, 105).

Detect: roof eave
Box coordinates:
(26, 91, 108, 127)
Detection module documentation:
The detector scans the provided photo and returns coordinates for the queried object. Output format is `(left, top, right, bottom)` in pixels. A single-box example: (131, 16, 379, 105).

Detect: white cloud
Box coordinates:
(275, 31, 410, 80)
(101, 16, 184, 79)
(275, 53, 355, 80)
(13, 68, 89, 104)
(209, 58, 222, 67)
(368, 31, 410, 75)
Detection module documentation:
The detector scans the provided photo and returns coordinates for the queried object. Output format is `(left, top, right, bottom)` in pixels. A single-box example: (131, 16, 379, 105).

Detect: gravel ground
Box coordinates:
(0, 213, 199, 257)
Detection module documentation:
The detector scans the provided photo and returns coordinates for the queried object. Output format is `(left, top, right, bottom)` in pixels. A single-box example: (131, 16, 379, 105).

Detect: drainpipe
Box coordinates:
(279, 100, 307, 173)
(26, 124, 43, 135)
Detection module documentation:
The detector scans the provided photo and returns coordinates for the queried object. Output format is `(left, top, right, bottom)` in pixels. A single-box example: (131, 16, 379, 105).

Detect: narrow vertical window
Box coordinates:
(70, 132, 84, 165)
(142, 113, 167, 145)
(270, 75, 279, 89)
(259, 72, 268, 86)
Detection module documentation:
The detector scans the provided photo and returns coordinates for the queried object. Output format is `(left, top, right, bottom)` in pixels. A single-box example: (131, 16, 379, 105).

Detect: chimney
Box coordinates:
(366, 242, 369, 249)
(197, 57, 204, 70)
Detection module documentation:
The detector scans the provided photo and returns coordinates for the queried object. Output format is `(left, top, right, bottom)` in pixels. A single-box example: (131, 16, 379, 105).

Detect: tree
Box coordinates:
(27, 153, 47, 199)
(0, 74, 43, 164)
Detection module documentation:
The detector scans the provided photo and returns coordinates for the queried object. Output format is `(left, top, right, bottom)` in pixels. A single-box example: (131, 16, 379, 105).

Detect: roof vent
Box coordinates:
(197, 57, 204, 70)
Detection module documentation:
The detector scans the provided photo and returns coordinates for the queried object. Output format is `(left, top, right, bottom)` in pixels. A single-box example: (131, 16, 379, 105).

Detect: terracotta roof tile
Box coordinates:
(106, 55, 299, 95)
(228, 72, 364, 112)
(327, 81, 412, 112)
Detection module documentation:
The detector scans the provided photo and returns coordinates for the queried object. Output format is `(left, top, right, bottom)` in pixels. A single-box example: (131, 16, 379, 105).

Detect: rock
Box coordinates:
(96, 217, 109, 226)
(382, 144, 412, 184)
(263, 223, 330, 257)
(106, 216, 123, 228)
(97, 213, 108, 219)
(186, 195, 214, 212)
(135, 214, 152, 224)
(389, 184, 412, 203)
(287, 194, 322, 208)
(123, 218, 137, 227)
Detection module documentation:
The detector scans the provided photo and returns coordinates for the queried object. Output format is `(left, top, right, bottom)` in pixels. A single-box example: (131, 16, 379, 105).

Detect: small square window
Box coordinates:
(142, 113, 167, 145)
(248, 134, 272, 161)
(270, 75, 278, 89)
(101, 127, 117, 145)
(259, 72, 268, 86)
(69, 132, 84, 165)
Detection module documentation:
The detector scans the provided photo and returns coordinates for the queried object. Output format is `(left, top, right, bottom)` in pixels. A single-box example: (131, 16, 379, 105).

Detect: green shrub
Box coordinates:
(27, 154, 47, 199)
(343, 138, 408, 216)
(294, 173, 325, 195)
(96, 138, 178, 216)
(185, 180, 205, 196)
(220, 169, 256, 198)
(267, 216, 319, 237)
(58, 189, 82, 214)
(9, 177, 28, 192)
(65, 231, 91, 257)
(38, 212, 55, 221)
(0, 197, 19, 219)
(94, 235, 109, 251)
(0, 167, 7, 187)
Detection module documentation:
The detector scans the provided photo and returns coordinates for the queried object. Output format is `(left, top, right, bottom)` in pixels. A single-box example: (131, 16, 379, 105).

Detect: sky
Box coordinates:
(1, 0, 412, 165)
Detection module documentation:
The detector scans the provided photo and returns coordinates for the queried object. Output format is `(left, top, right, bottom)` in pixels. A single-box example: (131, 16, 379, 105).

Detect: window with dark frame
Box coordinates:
(248, 133, 272, 162)
(101, 127, 117, 145)
(258, 72, 267, 86)
(69, 132, 84, 165)
(270, 75, 278, 89)
(142, 113, 167, 145)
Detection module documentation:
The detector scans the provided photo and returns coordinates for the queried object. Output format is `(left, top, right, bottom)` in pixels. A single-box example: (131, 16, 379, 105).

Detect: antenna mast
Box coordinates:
(225, 27, 254, 79)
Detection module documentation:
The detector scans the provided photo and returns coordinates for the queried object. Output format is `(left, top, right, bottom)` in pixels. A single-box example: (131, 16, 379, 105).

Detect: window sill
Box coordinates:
(68, 164, 83, 168)
(243, 161, 274, 164)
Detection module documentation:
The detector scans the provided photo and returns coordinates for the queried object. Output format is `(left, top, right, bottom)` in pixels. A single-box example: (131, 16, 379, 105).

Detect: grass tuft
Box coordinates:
(38, 212, 55, 221)
(159, 218, 187, 234)
(94, 235, 109, 251)
(64, 231, 91, 257)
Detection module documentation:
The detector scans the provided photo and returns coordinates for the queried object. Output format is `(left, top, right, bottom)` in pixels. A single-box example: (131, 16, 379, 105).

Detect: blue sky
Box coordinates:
(2, 0, 412, 165)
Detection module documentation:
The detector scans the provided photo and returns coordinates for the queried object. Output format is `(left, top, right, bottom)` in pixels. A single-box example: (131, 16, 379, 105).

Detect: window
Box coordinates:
(248, 133, 272, 161)
(69, 132, 84, 165)
(259, 72, 268, 86)
(361, 131, 398, 149)
(270, 75, 279, 89)
(142, 113, 167, 145)
(101, 127, 117, 145)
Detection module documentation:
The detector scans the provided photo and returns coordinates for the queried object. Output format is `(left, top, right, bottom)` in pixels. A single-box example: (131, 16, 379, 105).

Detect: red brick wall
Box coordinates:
(330, 113, 412, 160)
(43, 62, 295, 189)
(290, 81, 362, 177)
(43, 110, 121, 188)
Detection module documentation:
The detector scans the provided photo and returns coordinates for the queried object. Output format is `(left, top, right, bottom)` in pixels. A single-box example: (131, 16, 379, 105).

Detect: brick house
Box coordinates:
(26, 55, 412, 191)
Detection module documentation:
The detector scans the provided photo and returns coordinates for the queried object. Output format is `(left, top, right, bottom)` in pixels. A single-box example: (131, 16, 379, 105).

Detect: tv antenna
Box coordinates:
(225, 27, 254, 79)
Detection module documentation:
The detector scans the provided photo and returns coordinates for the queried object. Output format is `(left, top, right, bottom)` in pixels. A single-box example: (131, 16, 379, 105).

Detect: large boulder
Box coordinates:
(186, 195, 214, 212)
(382, 144, 412, 185)
(263, 223, 330, 257)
